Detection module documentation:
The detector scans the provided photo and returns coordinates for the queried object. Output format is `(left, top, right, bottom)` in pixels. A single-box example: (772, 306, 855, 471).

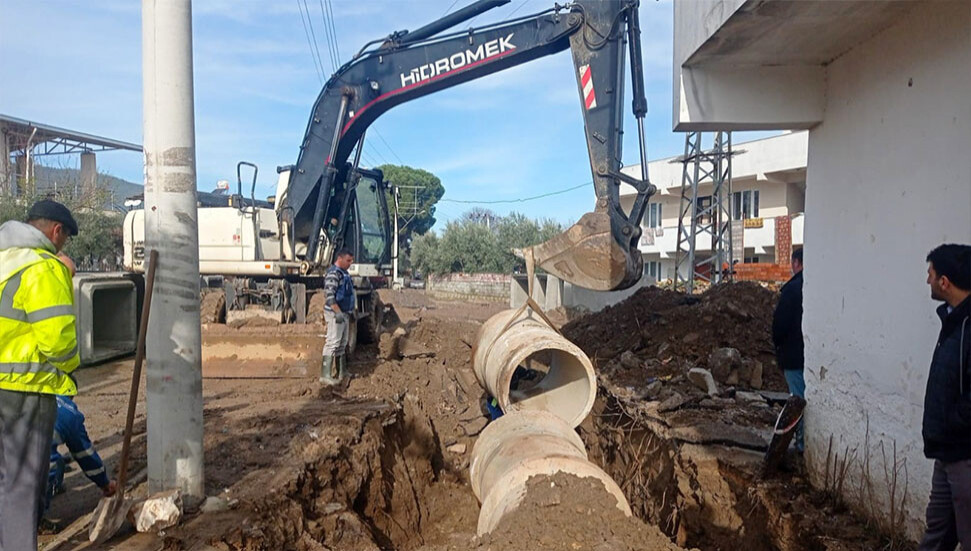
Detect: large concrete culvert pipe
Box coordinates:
(472, 309, 596, 428)
(470, 410, 632, 535)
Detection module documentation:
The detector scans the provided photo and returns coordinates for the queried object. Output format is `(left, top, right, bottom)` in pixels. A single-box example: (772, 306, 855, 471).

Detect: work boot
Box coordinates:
(319, 355, 337, 385)
(336, 354, 347, 384)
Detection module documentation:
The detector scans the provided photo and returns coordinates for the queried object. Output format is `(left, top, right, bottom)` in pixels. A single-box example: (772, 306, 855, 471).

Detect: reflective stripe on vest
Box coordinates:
(0, 361, 61, 375)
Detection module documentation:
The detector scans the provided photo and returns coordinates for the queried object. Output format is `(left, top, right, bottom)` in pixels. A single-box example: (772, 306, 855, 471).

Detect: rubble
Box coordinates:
(129, 490, 182, 533)
(687, 367, 718, 396)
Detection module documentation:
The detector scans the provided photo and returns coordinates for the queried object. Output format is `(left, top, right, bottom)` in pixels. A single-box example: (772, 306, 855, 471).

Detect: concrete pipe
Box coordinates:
(472, 309, 596, 428)
(470, 411, 631, 535)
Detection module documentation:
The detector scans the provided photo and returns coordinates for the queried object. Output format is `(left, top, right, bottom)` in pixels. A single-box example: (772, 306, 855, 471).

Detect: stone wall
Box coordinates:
(426, 273, 511, 302)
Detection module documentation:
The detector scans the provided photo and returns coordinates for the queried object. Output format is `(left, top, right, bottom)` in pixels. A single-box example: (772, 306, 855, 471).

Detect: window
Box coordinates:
(696, 195, 712, 224)
(732, 190, 759, 220)
(643, 261, 660, 279)
(744, 256, 760, 264)
(646, 202, 663, 229)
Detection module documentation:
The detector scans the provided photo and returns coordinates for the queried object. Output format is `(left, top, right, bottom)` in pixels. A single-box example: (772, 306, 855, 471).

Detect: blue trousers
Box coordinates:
(783, 369, 805, 452)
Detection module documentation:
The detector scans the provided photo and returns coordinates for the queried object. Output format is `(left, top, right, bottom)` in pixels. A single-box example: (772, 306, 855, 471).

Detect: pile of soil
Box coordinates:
(477, 472, 684, 551)
(563, 282, 785, 397)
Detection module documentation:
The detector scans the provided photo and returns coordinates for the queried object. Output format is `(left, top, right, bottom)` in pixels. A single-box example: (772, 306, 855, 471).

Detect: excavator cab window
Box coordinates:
(342, 168, 391, 267)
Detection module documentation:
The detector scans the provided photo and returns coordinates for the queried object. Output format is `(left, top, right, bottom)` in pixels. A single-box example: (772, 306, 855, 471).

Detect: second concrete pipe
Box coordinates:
(470, 410, 632, 535)
(471, 308, 596, 428)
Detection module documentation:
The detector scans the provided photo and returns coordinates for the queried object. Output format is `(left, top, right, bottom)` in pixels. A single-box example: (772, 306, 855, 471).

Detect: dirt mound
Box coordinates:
(563, 282, 785, 395)
(477, 472, 684, 551)
(347, 316, 491, 475)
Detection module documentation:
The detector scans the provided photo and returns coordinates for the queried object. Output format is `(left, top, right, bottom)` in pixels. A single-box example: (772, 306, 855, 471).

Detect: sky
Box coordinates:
(0, 0, 772, 228)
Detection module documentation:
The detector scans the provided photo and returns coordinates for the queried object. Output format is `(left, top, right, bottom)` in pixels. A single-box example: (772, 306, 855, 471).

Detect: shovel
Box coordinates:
(88, 250, 159, 543)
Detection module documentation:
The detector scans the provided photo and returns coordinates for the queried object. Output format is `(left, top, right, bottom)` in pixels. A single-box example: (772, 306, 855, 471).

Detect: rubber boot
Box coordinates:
(336, 354, 347, 384)
(319, 355, 337, 385)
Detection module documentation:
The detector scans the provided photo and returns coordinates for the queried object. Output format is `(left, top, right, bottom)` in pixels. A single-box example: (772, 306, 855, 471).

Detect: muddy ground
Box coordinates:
(42, 287, 904, 551)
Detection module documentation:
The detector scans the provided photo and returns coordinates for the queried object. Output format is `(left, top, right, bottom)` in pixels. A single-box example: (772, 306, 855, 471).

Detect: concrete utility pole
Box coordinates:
(142, 0, 204, 500)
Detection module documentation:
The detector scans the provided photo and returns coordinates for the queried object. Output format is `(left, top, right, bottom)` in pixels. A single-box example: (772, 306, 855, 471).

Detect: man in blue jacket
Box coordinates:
(44, 395, 116, 516)
(320, 249, 355, 385)
(919, 243, 971, 551)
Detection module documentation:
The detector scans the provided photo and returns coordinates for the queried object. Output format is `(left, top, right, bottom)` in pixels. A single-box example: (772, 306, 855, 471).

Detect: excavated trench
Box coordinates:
(211, 303, 883, 551)
(218, 389, 860, 551)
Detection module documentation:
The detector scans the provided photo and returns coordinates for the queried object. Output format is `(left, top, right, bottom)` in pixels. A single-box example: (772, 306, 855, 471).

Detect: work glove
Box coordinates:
(334, 312, 346, 324)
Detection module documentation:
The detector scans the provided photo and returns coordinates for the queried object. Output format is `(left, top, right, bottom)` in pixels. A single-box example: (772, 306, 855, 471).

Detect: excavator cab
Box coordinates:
(338, 168, 392, 277)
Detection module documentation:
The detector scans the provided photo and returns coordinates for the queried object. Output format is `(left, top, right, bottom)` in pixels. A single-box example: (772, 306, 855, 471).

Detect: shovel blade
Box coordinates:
(88, 495, 131, 544)
(524, 211, 639, 291)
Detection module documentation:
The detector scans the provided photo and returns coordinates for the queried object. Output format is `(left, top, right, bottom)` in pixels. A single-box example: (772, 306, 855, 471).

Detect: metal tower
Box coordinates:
(674, 132, 735, 293)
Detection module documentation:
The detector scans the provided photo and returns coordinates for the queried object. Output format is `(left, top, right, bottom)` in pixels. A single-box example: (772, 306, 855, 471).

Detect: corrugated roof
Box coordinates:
(1, 113, 141, 154)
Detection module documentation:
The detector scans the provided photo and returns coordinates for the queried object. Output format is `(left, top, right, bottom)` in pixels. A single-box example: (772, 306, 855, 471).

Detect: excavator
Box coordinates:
(124, 0, 655, 351)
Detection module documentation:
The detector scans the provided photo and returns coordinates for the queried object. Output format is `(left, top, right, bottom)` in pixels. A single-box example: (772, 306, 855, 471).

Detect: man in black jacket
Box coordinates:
(919, 243, 971, 551)
(773, 248, 804, 452)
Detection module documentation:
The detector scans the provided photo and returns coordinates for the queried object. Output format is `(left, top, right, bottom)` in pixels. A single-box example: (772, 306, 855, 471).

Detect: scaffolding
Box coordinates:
(674, 132, 735, 293)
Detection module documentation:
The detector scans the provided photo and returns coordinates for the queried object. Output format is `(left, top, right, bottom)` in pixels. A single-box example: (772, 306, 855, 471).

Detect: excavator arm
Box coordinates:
(286, 0, 655, 290)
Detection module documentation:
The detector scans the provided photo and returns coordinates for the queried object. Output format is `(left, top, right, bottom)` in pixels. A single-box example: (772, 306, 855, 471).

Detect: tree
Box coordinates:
(377, 164, 445, 251)
(408, 210, 564, 275)
(409, 232, 440, 276)
(0, 169, 124, 270)
(462, 207, 501, 228)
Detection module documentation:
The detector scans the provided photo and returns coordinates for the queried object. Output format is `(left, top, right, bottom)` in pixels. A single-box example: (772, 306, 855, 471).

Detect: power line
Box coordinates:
(441, 0, 461, 16)
(508, 0, 530, 18)
(325, 0, 341, 63)
(372, 129, 405, 165)
(440, 181, 590, 204)
(318, 0, 338, 72)
(296, 0, 325, 83)
(301, 0, 327, 80)
(365, 143, 390, 166)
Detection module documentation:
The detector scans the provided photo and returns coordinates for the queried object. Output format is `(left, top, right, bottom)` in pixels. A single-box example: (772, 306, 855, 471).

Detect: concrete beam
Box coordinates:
(675, 65, 825, 131)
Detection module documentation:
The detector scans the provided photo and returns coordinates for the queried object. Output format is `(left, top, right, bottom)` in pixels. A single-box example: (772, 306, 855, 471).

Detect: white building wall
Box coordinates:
(803, 2, 971, 538)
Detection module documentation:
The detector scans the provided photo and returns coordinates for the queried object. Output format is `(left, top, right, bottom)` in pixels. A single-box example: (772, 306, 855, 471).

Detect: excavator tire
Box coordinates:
(357, 294, 384, 345)
(200, 289, 226, 324)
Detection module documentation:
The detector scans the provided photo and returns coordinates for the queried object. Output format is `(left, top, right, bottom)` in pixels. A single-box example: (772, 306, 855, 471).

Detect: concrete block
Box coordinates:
(74, 273, 138, 366)
(544, 275, 563, 311)
(530, 274, 547, 307)
(510, 275, 528, 308)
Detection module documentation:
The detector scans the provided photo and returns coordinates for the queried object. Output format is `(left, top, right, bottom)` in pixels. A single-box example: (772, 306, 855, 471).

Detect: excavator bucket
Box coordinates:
(524, 211, 639, 292)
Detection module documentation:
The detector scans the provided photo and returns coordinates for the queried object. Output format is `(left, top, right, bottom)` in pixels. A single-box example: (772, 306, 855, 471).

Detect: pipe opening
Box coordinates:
(504, 348, 593, 426)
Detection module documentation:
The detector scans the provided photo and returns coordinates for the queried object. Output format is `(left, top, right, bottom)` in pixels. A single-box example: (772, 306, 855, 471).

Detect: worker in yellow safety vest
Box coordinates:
(0, 199, 80, 550)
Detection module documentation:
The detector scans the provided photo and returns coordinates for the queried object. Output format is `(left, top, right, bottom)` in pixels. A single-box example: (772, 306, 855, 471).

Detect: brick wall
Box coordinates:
(734, 263, 792, 282)
(427, 273, 511, 302)
(727, 214, 795, 282)
(775, 215, 792, 265)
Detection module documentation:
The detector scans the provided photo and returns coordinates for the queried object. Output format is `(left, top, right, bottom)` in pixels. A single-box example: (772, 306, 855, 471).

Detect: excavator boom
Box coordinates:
(285, 0, 655, 290)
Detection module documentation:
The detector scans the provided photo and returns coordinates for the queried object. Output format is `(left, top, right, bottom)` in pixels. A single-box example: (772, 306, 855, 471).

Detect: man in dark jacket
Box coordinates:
(918, 243, 971, 551)
(772, 248, 804, 452)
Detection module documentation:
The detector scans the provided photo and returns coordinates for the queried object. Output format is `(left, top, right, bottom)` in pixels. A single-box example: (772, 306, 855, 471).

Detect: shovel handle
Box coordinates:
(117, 249, 158, 491)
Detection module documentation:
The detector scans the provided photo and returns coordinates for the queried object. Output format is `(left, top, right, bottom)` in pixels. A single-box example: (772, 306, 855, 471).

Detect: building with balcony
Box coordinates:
(620, 130, 807, 282)
(673, 0, 970, 539)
